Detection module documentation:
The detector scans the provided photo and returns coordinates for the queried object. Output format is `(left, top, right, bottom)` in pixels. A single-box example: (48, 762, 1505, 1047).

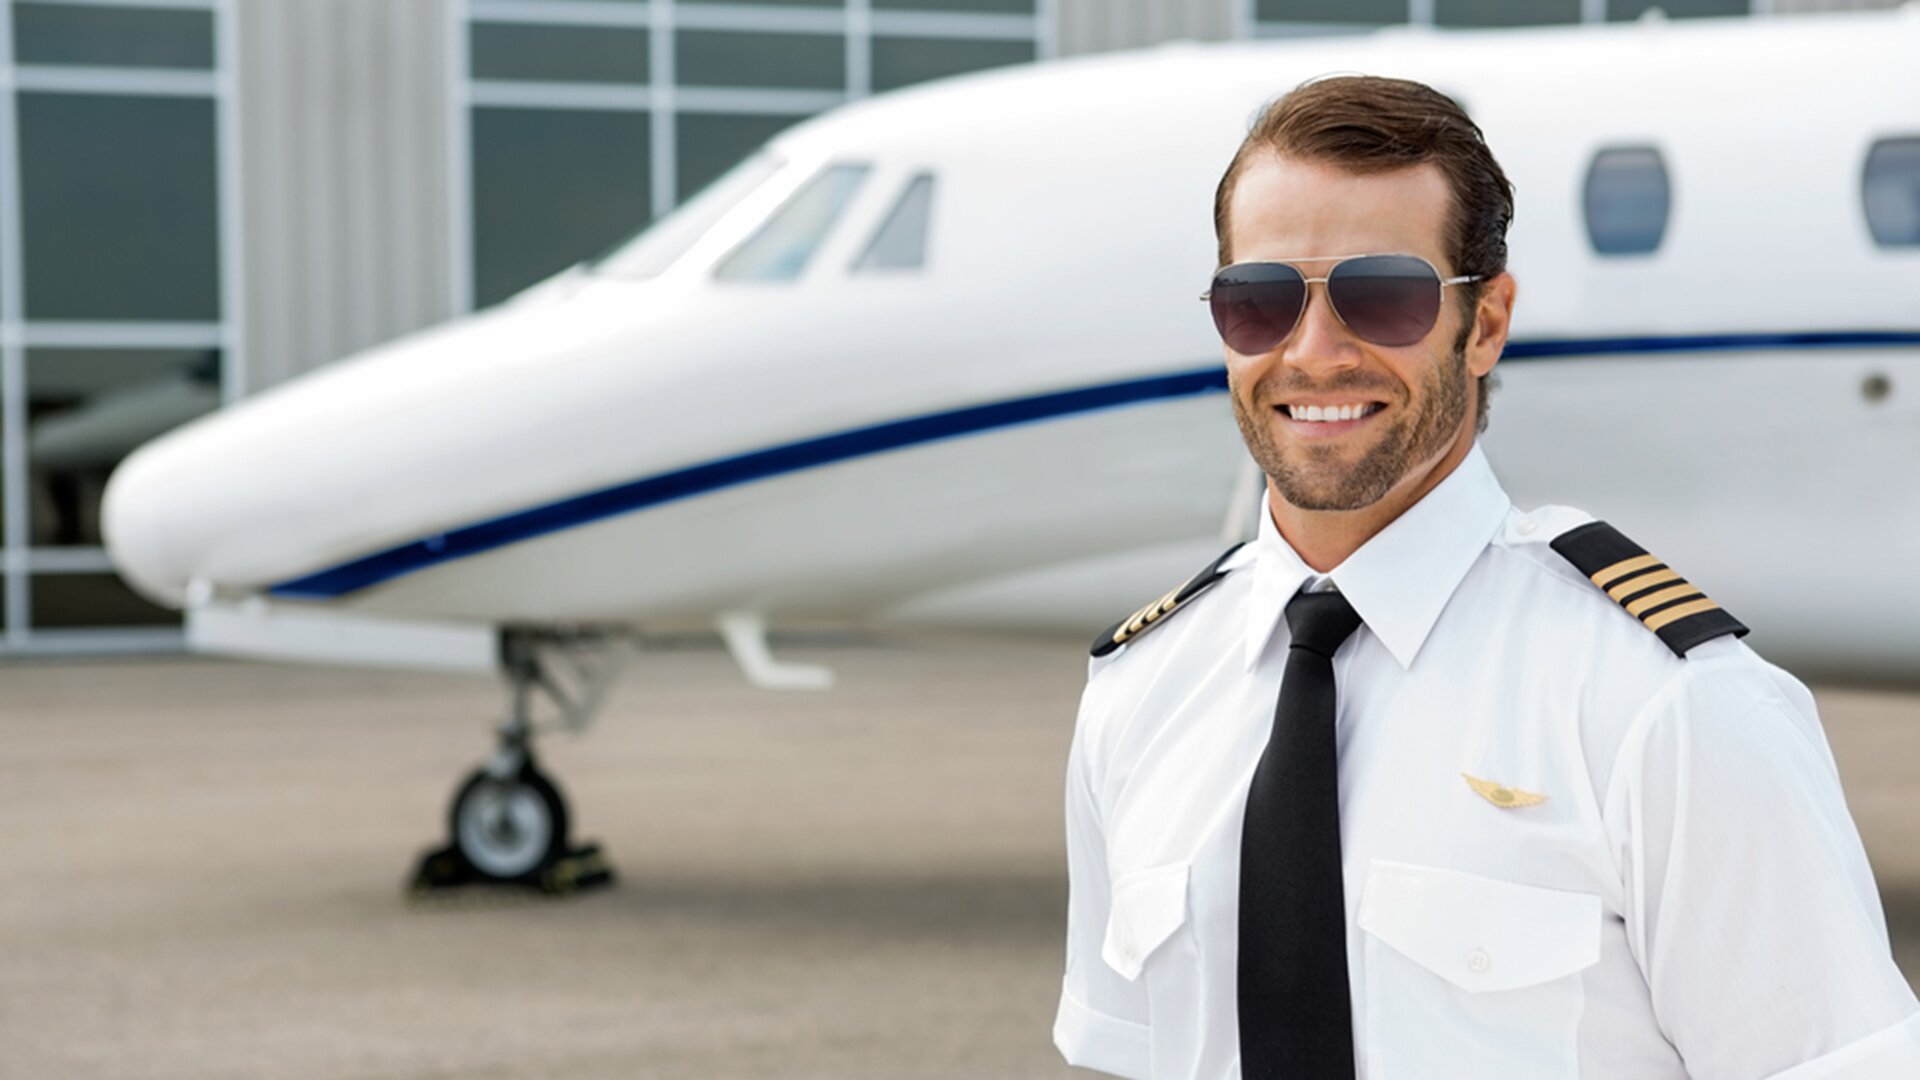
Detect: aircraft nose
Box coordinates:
(101, 438, 197, 608)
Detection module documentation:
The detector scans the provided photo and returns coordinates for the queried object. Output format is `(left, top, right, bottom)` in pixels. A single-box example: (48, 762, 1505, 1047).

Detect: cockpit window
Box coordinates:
(854, 173, 934, 272)
(591, 152, 782, 279)
(1583, 146, 1670, 256)
(1863, 137, 1920, 248)
(716, 162, 869, 281)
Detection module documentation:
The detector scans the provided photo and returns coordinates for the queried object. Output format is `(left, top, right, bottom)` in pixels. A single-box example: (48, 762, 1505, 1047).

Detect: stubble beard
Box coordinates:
(1230, 331, 1472, 512)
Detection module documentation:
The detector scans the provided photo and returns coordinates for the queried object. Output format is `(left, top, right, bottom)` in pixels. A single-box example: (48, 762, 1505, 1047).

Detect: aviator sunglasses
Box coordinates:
(1203, 253, 1481, 353)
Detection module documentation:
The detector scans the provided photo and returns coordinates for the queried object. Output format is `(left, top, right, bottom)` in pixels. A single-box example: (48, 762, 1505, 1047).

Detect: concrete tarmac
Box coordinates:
(3, 634, 1917, 1079)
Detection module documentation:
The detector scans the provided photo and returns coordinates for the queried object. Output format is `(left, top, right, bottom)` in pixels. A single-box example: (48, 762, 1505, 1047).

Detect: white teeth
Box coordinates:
(1290, 403, 1376, 422)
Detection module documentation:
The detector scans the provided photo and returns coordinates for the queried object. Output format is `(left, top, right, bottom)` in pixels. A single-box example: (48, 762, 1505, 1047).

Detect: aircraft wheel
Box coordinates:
(448, 762, 570, 882)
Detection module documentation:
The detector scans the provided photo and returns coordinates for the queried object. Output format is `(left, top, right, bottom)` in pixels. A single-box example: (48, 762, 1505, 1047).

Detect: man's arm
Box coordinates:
(1055, 684, 1153, 1080)
(1605, 645, 1920, 1079)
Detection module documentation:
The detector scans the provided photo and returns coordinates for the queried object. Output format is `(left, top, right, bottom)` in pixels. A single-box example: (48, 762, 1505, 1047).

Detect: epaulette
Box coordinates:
(1549, 521, 1748, 657)
(1091, 544, 1245, 658)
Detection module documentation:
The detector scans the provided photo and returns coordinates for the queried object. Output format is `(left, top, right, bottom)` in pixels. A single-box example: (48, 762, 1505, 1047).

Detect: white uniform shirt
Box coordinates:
(1054, 445, 1920, 1080)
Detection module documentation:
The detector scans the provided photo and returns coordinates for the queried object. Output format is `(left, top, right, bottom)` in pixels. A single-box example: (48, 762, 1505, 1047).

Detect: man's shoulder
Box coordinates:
(1073, 546, 1251, 781)
(1078, 544, 1250, 714)
(1487, 505, 1750, 662)
(1087, 542, 1249, 662)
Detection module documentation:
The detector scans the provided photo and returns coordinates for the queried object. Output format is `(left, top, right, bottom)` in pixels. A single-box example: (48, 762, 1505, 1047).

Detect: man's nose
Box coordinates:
(1279, 284, 1362, 377)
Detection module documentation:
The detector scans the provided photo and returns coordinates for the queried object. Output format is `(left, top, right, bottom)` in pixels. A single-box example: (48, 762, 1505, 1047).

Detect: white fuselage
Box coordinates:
(103, 12, 1920, 681)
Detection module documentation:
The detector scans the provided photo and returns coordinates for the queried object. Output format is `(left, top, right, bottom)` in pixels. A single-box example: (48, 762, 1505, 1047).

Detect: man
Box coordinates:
(1053, 76, 1920, 1080)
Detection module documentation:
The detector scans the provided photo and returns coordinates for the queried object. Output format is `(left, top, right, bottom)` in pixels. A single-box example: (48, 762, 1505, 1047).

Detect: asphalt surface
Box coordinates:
(3, 634, 1916, 1079)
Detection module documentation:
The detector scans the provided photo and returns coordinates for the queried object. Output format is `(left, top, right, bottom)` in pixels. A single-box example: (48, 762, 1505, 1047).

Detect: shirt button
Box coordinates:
(1515, 518, 1538, 537)
(1467, 949, 1491, 973)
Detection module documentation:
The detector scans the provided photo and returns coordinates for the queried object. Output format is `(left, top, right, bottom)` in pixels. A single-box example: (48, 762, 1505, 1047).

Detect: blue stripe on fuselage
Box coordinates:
(269, 330, 1920, 599)
(270, 366, 1230, 598)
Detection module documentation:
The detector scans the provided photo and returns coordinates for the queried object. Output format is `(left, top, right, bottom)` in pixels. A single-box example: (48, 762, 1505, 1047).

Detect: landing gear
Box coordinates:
(408, 627, 634, 898)
(449, 758, 568, 880)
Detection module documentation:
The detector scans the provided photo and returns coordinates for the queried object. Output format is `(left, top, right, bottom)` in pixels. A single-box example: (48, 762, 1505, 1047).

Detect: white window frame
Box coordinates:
(0, 0, 239, 655)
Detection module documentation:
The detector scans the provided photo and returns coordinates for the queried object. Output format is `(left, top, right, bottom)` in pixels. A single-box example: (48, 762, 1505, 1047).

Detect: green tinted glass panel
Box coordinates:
(1436, 0, 1579, 24)
(472, 107, 651, 307)
(19, 93, 220, 321)
(873, 0, 1034, 11)
(871, 35, 1032, 92)
(13, 2, 214, 69)
(26, 348, 219, 547)
(470, 23, 648, 84)
(676, 30, 843, 90)
(31, 573, 178, 628)
(1608, 0, 1746, 18)
(677, 113, 799, 200)
(1257, 0, 1405, 21)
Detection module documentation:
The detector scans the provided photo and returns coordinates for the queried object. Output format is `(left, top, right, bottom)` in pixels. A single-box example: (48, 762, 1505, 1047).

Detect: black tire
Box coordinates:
(447, 762, 570, 882)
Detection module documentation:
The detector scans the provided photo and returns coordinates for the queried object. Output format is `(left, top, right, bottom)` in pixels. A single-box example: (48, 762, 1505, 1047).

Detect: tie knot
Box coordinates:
(1285, 589, 1363, 658)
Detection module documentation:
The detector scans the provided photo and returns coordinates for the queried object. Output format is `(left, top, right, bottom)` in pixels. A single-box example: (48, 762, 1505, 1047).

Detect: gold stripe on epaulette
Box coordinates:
(1143, 587, 1181, 625)
(1606, 567, 1680, 601)
(1133, 586, 1180, 629)
(1114, 586, 1181, 645)
(1590, 553, 1662, 590)
(1625, 583, 1701, 617)
(1645, 597, 1722, 631)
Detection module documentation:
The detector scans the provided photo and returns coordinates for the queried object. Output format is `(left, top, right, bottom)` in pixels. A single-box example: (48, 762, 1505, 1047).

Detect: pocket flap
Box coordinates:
(1358, 861, 1600, 994)
(1101, 863, 1189, 982)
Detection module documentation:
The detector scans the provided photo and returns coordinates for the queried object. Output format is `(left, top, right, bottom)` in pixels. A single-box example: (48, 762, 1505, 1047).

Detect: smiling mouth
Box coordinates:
(1278, 402, 1385, 422)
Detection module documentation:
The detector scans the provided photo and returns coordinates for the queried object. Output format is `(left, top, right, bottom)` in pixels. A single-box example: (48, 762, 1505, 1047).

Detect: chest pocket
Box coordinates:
(1101, 863, 1189, 982)
(1358, 861, 1601, 1080)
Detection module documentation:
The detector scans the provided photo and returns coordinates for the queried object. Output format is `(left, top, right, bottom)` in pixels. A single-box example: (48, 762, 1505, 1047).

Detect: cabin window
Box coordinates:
(854, 174, 935, 272)
(1583, 146, 1670, 256)
(716, 163, 870, 281)
(1863, 137, 1920, 248)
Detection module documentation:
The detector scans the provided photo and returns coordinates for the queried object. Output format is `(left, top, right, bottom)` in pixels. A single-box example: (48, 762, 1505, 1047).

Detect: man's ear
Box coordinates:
(1467, 272, 1517, 378)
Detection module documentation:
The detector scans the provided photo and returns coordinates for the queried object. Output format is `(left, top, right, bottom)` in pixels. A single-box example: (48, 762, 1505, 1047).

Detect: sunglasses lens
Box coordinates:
(1209, 264, 1306, 354)
(1326, 255, 1444, 346)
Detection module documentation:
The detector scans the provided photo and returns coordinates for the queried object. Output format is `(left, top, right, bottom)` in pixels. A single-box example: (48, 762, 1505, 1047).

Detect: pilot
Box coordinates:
(1053, 75, 1920, 1079)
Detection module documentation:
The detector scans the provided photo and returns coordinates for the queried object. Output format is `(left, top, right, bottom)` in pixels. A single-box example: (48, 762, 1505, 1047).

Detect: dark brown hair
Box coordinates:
(1212, 75, 1514, 430)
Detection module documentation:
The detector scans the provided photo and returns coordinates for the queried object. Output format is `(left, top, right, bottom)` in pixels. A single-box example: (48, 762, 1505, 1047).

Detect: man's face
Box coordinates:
(1220, 154, 1497, 513)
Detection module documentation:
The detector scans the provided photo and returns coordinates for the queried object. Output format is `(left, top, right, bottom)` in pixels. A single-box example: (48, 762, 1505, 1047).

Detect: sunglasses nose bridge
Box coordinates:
(1279, 282, 1366, 374)
(1292, 277, 1364, 348)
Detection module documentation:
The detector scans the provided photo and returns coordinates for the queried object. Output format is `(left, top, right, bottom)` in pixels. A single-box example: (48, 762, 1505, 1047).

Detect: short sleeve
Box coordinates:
(1055, 683, 1152, 1080)
(1604, 650, 1920, 1080)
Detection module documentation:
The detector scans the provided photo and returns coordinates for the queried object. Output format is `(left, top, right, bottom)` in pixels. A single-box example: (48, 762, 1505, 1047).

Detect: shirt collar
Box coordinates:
(1243, 443, 1512, 672)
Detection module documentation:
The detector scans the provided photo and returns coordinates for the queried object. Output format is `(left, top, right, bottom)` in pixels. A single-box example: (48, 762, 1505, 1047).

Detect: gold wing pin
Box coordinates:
(1461, 773, 1548, 809)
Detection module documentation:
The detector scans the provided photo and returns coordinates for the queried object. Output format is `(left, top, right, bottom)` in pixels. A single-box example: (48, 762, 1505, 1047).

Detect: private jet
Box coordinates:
(101, 9, 1920, 887)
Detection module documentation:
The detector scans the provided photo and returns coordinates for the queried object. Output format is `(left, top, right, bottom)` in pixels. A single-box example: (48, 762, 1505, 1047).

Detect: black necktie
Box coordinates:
(1239, 588, 1364, 1080)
